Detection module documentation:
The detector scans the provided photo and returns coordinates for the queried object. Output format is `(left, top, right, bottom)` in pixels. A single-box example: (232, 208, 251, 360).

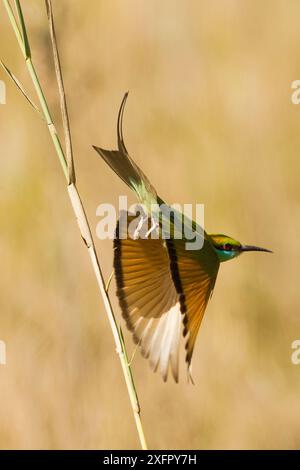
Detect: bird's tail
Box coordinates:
(93, 93, 157, 207)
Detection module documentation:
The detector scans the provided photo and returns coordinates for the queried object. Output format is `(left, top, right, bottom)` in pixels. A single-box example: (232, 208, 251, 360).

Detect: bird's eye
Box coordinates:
(224, 243, 232, 251)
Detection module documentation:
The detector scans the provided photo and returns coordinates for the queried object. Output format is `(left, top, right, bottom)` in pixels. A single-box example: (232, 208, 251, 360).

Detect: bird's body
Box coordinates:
(93, 94, 271, 382)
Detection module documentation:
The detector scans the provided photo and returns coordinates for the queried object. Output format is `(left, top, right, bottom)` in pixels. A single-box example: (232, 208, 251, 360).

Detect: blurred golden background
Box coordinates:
(1, 0, 300, 449)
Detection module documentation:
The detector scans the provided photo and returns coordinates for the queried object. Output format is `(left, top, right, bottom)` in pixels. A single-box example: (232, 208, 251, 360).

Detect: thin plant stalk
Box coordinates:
(2, 0, 147, 450)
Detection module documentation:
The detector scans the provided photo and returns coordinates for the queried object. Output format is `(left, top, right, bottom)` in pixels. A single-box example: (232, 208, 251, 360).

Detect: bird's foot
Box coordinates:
(133, 215, 147, 240)
(145, 218, 159, 239)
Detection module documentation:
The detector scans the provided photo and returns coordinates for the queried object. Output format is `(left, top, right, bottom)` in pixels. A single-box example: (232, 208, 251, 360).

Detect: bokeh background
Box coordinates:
(0, 0, 300, 450)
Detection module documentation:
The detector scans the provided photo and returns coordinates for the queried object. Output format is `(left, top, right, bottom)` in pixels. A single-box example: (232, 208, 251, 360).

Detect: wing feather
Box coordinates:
(170, 238, 219, 371)
(114, 214, 182, 381)
(114, 213, 220, 382)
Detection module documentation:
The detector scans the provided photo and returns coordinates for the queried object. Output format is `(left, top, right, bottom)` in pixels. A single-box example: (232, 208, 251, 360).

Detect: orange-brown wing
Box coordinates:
(114, 215, 183, 382)
(170, 238, 220, 375)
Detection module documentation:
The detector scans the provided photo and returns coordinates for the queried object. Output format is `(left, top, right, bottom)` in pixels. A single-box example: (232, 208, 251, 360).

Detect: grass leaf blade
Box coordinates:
(0, 59, 41, 114)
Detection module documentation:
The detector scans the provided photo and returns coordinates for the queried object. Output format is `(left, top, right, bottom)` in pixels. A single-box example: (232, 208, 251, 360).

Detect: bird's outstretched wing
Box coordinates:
(114, 213, 220, 382)
(170, 238, 219, 375)
(114, 214, 182, 382)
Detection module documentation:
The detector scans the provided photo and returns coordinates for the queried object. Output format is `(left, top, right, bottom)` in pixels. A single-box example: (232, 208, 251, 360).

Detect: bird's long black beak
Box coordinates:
(241, 245, 273, 253)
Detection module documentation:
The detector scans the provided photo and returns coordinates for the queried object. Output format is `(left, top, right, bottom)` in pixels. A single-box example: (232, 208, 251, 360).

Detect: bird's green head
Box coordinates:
(209, 234, 272, 263)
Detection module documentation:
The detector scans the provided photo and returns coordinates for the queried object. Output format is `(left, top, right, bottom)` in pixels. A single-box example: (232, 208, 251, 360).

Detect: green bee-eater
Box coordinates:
(93, 93, 272, 383)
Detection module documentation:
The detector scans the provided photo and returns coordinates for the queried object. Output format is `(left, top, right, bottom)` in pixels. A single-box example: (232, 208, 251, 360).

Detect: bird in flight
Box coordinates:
(93, 93, 272, 383)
